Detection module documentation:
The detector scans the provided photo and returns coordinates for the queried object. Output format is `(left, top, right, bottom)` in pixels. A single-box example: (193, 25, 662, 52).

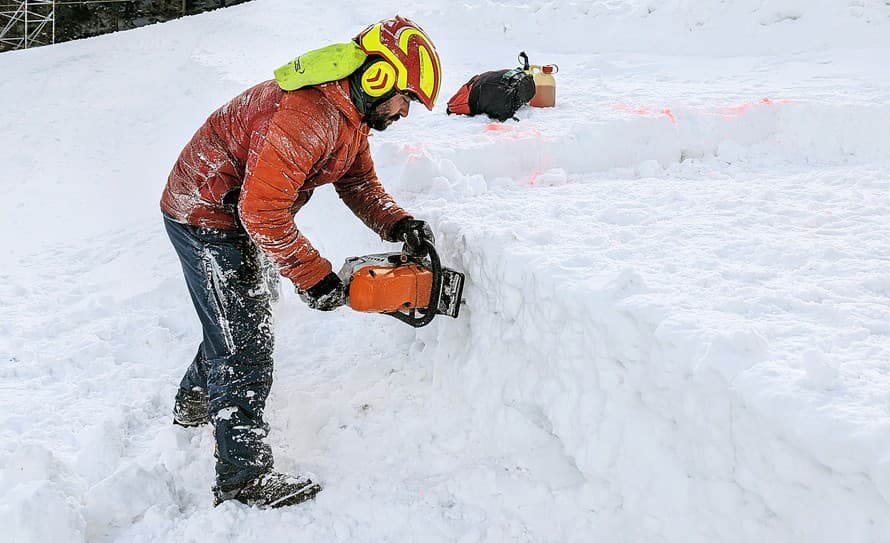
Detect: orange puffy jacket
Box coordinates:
(160, 79, 410, 290)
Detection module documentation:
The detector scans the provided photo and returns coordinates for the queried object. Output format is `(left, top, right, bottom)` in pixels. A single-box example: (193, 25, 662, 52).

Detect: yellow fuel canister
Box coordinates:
(528, 64, 558, 108)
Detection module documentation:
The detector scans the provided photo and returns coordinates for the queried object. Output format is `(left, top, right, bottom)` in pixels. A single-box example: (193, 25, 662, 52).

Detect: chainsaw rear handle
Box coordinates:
(387, 239, 442, 328)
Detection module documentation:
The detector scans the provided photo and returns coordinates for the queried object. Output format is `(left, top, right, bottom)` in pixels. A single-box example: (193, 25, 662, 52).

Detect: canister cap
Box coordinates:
(542, 65, 557, 74)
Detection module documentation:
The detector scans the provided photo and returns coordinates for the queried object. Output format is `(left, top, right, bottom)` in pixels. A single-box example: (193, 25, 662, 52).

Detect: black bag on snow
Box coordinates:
(446, 52, 536, 122)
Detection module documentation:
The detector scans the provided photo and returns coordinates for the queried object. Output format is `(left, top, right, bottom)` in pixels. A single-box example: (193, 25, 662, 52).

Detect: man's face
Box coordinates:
(364, 92, 413, 131)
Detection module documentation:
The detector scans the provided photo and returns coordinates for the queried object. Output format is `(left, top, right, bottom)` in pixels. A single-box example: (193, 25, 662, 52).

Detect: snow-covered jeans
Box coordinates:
(163, 213, 274, 489)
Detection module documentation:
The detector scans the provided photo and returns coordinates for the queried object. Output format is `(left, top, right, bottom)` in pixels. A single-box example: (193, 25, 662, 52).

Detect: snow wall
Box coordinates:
(407, 109, 890, 541)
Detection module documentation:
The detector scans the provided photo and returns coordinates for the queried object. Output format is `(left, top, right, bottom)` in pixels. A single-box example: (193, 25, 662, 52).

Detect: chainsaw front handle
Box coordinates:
(387, 239, 442, 328)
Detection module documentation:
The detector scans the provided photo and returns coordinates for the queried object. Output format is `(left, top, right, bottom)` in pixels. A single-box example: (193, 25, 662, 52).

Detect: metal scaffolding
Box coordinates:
(1, 0, 141, 52)
(0, 1, 55, 50)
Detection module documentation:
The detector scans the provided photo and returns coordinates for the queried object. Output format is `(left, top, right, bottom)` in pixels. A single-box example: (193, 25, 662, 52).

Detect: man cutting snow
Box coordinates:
(159, 16, 439, 508)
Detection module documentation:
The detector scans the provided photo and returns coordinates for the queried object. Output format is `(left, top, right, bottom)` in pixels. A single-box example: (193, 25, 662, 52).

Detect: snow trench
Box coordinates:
(381, 100, 890, 185)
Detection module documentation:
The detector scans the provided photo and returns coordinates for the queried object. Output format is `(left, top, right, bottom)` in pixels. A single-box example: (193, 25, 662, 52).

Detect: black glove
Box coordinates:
(390, 218, 435, 257)
(299, 272, 347, 311)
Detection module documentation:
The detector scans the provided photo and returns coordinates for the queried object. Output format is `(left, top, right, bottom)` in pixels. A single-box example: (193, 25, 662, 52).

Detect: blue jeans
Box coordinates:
(164, 214, 275, 489)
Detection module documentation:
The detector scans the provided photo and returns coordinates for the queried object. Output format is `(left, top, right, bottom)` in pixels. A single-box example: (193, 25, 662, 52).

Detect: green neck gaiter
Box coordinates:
(347, 70, 371, 115)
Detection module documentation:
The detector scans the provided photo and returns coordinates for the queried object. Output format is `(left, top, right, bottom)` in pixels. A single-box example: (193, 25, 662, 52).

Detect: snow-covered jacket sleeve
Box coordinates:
(238, 105, 334, 291)
(333, 134, 411, 242)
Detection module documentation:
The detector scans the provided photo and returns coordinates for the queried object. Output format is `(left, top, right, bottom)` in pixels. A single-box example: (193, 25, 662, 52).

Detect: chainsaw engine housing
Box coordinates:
(338, 249, 464, 326)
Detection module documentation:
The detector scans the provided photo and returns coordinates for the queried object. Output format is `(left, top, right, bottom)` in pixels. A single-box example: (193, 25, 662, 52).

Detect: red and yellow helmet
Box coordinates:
(355, 16, 442, 111)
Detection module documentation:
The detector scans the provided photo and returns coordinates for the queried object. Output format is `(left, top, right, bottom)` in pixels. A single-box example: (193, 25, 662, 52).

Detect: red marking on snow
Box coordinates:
(483, 123, 543, 140)
(615, 104, 651, 116)
(718, 97, 791, 118)
(616, 104, 677, 124)
(403, 144, 423, 153)
(528, 170, 540, 186)
(402, 143, 424, 162)
(722, 102, 754, 116)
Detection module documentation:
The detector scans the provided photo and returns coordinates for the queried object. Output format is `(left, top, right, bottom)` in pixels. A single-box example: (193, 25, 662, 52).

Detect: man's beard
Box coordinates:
(364, 105, 401, 131)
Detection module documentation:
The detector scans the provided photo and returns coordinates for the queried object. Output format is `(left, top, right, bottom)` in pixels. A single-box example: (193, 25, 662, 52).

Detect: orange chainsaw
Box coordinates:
(337, 239, 465, 327)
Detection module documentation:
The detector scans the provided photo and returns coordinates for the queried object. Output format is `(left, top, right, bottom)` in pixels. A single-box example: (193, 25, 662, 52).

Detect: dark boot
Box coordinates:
(213, 470, 322, 508)
(172, 387, 209, 427)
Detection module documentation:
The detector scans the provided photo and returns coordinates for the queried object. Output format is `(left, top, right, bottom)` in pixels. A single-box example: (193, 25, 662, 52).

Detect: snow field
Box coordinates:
(2, 0, 890, 541)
